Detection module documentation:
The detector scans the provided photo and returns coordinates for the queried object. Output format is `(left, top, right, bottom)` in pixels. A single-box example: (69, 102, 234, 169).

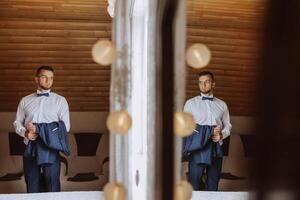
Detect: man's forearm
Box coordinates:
(13, 121, 27, 137)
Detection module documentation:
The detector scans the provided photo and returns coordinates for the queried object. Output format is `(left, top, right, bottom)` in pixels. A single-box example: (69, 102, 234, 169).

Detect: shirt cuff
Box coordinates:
(221, 130, 230, 139)
(19, 127, 27, 137)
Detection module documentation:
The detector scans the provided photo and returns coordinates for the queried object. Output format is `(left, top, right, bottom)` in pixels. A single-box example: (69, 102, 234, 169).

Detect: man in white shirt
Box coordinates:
(13, 65, 70, 193)
(183, 71, 232, 191)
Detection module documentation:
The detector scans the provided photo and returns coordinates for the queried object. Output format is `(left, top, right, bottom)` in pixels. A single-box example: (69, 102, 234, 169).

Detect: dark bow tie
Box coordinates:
(37, 93, 49, 97)
(202, 96, 213, 101)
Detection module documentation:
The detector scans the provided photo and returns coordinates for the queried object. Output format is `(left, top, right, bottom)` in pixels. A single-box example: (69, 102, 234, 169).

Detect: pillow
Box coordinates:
(9, 132, 25, 156)
(67, 172, 99, 182)
(240, 134, 256, 157)
(220, 172, 246, 180)
(74, 133, 103, 156)
(0, 172, 23, 181)
(221, 136, 230, 156)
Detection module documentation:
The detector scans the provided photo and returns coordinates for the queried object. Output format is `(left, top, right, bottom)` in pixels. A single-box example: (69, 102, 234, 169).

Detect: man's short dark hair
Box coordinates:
(198, 71, 214, 81)
(36, 65, 54, 76)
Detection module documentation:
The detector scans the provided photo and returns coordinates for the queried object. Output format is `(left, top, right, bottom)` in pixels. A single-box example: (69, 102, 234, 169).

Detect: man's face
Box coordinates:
(35, 70, 54, 90)
(198, 75, 215, 95)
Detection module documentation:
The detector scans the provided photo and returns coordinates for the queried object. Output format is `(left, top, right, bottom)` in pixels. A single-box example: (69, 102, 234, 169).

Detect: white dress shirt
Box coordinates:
(13, 90, 70, 144)
(183, 93, 232, 140)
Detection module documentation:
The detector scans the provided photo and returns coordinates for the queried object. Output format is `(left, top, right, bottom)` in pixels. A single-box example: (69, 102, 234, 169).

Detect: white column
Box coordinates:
(110, 0, 157, 200)
(110, 0, 185, 199)
(129, 1, 149, 199)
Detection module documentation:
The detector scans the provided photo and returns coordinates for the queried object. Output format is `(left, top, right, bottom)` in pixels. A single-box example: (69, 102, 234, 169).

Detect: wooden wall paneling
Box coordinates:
(0, 0, 112, 112)
(0, 0, 265, 115)
(186, 0, 265, 116)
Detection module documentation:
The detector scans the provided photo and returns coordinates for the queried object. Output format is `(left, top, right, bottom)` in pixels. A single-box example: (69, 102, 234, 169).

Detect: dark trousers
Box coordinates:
(23, 155, 61, 193)
(188, 157, 223, 191)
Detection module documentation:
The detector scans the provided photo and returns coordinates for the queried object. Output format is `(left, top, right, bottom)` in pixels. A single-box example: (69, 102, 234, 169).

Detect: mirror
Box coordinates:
(182, 0, 265, 191)
(0, 0, 111, 193)
(0, 0, 266, 195)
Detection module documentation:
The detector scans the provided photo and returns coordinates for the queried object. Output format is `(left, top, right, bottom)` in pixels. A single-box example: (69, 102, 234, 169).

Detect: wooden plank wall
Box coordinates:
(186, 0, 265, 115)
(0, 0, 112, 111)
(0, 0, 265, 115)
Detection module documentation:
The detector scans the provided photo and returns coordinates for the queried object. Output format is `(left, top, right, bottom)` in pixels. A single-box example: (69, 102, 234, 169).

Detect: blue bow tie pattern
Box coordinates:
(202, 96, 213, 101)
(37, 93, 50, 97)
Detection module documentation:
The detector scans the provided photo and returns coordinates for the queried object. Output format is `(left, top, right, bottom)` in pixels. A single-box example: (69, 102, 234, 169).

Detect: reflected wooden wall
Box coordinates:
(0, 0, 265, 115)
(186, 0, 265, 115)
(0, 0, 112, 111)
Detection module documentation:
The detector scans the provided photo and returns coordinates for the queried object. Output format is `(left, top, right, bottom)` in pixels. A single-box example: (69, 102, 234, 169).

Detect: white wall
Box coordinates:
(0, 112, 109, 134)
(0, 112, 255, 135)
(230, 116, 256, 135)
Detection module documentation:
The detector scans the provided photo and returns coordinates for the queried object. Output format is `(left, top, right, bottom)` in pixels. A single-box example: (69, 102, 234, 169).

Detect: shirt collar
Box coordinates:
(36, 89, 51, 94)
(200, 93, 214, 98)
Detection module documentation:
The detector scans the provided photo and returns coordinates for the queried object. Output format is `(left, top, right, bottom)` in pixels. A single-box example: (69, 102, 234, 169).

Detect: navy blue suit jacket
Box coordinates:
(182, 124, 222, 165)
(24, 121, 70, 165)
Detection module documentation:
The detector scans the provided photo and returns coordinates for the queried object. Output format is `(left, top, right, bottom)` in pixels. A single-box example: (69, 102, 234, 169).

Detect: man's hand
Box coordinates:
(26, 122, 36, 133)
(25, 122, 37, 141)
(212, 126, 223, 142)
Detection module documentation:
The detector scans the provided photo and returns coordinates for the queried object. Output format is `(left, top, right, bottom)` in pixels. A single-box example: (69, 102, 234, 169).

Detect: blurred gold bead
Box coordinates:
(92, 39, 116, 66)
(174, 112, 196, 137)
(107, 110, 132, 135)
(186, 43, 211, 69)
(103, 182, 126, 200)
(174, 180, 193, 200)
